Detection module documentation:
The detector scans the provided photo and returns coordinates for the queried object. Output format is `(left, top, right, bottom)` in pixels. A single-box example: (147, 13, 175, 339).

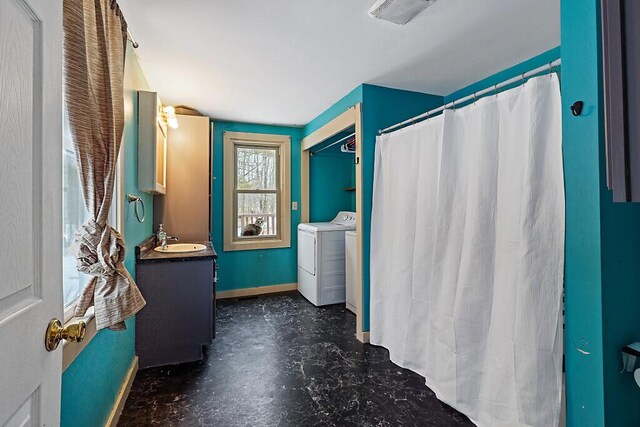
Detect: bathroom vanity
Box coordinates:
(135, 237, 218, 369)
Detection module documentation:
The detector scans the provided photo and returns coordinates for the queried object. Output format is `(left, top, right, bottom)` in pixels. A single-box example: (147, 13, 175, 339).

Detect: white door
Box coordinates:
(0, 0, 64, 425)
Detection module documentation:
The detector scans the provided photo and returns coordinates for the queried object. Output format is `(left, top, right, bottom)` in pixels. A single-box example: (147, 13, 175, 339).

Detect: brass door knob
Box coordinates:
(45, 318, 86, 351)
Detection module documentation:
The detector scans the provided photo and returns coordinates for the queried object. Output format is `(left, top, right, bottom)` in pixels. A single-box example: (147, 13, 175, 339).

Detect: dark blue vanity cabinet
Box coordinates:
(135, 238, 217, 369)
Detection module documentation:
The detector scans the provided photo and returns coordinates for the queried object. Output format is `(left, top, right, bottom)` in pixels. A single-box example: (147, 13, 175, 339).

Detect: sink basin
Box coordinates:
(154, 243, 207, 253)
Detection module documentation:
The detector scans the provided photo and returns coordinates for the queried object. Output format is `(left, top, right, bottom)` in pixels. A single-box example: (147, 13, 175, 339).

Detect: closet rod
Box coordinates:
(311, 132, 356, 155)
(378, 58, 562, 135)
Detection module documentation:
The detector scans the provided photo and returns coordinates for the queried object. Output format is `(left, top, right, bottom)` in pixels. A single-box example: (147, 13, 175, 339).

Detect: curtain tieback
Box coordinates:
(72, 220, 146, 331)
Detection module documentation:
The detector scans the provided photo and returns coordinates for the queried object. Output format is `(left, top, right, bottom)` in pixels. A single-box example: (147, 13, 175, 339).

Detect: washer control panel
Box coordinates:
(331, 211, 356, 227)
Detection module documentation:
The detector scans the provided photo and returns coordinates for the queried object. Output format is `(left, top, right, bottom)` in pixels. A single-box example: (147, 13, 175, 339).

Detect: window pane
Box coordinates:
(236, 146, 277, 190)
(237, 193, 278, 238)
(63, 105, 118, 311)
(62, 112, 90, 308)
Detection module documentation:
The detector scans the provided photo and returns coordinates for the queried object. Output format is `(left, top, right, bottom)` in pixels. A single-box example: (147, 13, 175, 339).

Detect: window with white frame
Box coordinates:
(223, 132, 291, 251)
(62, 103, 120, 320)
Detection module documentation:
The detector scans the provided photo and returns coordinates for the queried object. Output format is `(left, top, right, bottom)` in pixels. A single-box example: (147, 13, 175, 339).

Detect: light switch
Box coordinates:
(292, 201, 298, 211)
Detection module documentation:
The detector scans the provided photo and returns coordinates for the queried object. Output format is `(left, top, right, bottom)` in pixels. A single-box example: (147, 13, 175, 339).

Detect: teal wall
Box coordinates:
(310, 154, 355, 221)
(61, 44, 154, 427)
(309, 130, 356, 222)
(562, 2, 605, 423)
(303, 87, 364, 136)
(562, 1, 640, 426)
(211, 121, 303, 292)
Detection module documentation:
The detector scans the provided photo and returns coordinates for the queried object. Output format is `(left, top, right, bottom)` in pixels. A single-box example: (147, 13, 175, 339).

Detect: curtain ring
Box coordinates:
(473, 92, 477, 104)
(549, 62, 553, 77)
(452, 100, 456, 111)
(494, 84, 499, 97)
(521, 72, 526, 84)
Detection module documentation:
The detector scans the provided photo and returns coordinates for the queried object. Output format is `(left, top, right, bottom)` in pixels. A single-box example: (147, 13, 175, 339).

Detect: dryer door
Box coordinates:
(298, 229, 316, 275)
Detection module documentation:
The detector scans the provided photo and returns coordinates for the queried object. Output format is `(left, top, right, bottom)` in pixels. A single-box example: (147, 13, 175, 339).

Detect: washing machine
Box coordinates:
(298, 211, 356, 306)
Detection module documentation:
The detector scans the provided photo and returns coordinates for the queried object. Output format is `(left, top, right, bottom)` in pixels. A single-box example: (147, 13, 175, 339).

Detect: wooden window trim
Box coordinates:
(223, 131, 291, 251)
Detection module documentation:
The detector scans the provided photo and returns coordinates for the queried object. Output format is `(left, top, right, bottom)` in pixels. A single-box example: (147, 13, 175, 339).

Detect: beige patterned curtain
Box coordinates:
(64, 0, 145, 331)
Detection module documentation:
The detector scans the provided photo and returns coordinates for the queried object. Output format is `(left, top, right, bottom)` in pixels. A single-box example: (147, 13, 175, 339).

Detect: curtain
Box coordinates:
(64, 0, 145, 331)
(371, 75, 564, 427)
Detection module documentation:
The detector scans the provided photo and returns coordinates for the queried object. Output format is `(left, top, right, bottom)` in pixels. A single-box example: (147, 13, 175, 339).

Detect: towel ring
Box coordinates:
(127, 194, 145, 223)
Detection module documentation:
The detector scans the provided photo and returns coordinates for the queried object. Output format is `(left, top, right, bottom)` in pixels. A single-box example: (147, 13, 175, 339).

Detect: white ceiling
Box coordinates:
(118, 0, 559, 127)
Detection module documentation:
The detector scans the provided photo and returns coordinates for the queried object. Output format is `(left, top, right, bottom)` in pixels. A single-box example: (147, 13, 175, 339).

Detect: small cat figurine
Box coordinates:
(242, 217, 265, 236)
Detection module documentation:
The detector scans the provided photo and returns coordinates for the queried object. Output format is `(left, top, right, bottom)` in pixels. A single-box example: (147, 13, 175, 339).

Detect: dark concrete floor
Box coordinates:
(119, 292, 472, 426)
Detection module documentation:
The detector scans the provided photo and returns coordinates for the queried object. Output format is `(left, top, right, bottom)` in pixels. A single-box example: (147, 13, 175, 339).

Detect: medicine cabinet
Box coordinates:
(138, 91, 167, 194)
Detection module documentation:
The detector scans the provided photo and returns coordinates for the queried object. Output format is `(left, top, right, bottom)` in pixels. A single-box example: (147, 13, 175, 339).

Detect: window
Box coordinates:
(224, 132, 291, 251)
(62, 104, 121, 320)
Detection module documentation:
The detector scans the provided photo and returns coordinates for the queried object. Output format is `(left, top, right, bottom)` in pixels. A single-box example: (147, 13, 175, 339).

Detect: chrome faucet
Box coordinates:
(161, 235, 179, 250)
(157, 224, 179, 250)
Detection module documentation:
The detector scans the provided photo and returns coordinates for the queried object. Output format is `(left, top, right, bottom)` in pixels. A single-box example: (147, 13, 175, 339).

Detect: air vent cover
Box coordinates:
(369, 0, 436, 25)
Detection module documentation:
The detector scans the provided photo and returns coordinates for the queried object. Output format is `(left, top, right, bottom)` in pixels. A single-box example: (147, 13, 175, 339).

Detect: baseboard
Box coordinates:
(216, 283, 298, 299)
(357, 331, 370, 344)
(105, 356, 138, 427)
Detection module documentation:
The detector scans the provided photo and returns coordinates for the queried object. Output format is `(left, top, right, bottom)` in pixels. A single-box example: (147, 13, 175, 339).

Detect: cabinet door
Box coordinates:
(137, 90, 167, 194)
(155, 119, 167, 191)
(602, 0, 640, 202)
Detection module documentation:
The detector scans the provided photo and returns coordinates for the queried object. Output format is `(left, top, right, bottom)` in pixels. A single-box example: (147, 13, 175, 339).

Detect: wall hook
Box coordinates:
(571, 101, 584, 116)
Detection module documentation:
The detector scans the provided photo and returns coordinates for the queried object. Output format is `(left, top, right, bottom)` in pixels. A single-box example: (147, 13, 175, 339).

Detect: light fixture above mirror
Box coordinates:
(162, 105, 179, 129)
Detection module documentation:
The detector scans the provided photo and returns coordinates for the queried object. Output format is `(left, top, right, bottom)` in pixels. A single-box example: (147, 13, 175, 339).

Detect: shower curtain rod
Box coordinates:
(311, 132, 356, 155)
(127, 30, 139, 48)
(378, 58, 562, 135)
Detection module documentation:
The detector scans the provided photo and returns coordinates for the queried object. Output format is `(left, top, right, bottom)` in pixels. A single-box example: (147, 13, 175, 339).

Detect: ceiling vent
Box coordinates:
(369, 0, 436, 25)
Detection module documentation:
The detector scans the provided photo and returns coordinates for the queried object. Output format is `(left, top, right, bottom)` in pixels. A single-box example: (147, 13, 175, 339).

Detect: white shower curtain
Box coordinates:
(370, 75, 564, 427)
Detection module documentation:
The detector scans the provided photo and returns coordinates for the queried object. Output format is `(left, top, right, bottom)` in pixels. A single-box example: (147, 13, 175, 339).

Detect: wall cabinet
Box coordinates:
(137, 91, 167, 194)
(602, 0, 640, 202)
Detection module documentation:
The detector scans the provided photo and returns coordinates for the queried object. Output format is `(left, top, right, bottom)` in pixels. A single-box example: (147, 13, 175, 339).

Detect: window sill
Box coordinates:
(224, 238, 291, 252)
(62, 307, 97, 372)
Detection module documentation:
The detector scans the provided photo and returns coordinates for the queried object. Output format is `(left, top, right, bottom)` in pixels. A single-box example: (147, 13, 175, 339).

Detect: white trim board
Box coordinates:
(216, 283, 298, 299)
(62, 308, 97, 372)
(105, 356, 138, 427)
(301, 106, 358, 151)
(357, 331, 370, 344)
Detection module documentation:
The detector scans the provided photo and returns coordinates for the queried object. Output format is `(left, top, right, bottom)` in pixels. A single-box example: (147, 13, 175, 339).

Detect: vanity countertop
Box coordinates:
(136, 236, 217, 264)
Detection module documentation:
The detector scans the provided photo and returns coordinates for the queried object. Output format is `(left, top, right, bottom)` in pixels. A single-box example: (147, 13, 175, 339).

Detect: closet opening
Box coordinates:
(300, 104, 365, 341)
